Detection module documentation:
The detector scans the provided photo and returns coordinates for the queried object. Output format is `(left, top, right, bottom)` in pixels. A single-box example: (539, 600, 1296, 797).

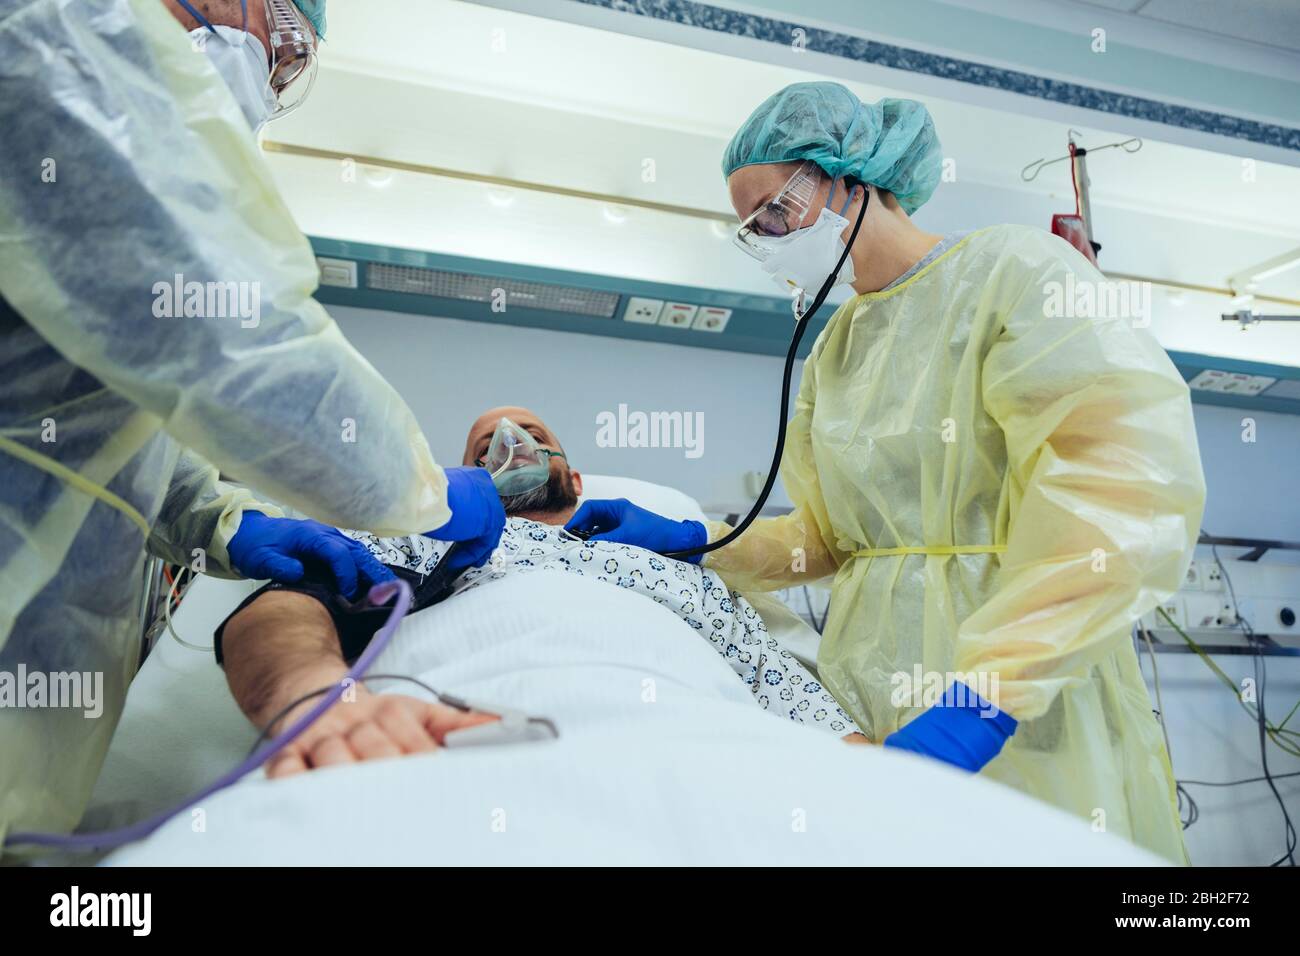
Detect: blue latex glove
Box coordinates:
(883, 681, 1017, 772)
(565, 498, 707, 564)
(423, 467, 507, 573)
(227, 512, 396, 600)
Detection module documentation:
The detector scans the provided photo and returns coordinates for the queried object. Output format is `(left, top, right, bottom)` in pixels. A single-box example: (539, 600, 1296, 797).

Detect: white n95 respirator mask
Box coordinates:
(192, 26, 278, 133)
(759, 206, 857, 304)
(733, 162, 862, 315)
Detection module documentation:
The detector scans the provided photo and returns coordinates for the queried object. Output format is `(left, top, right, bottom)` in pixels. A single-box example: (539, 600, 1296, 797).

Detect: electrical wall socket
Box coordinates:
(623, 297, 664, 324)
(1188, 369, 1276, 397)
(317, 257, 358, 289)
(1216, 602, 1238, 628)
(1158, 601, 1183, 628)
(659, 302, 698, 328)
(693, 306, 731, 332)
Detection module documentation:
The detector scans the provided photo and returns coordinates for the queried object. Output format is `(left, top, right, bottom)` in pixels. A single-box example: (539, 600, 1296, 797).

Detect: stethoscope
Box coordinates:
(662, 181, 871, 560)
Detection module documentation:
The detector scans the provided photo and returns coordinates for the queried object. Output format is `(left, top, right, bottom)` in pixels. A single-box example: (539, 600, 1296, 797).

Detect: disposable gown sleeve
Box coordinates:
(147, 449, 283, 578)
(0, 0, 450, 537)
(703, 343, 848, 590)
(953, 235, 1206, 721)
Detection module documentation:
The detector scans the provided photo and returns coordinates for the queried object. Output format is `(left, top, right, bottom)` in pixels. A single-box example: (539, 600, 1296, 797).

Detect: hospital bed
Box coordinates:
(80, 476, 1163, 866)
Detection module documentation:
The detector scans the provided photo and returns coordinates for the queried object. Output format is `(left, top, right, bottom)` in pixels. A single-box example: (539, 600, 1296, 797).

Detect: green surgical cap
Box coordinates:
(722, 81, 942, 215)
(292, 0, 327, 40)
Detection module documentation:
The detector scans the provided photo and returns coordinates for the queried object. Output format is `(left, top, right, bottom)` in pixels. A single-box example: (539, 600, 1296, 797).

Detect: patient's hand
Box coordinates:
(221, 589, 497, 776)
(266, 681, 498, 778)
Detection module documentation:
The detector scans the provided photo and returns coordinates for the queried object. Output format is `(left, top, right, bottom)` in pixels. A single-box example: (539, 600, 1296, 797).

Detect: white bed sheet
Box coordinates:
(85, 472, 709, 829)
(96, 571, 1162, 866)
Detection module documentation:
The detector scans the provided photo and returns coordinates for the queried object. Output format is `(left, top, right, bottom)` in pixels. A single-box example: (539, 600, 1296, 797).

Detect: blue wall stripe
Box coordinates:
(576, 0, 1300, 152)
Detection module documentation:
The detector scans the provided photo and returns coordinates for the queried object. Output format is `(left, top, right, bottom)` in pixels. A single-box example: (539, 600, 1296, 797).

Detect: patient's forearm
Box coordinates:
(221, 591, 349, 730)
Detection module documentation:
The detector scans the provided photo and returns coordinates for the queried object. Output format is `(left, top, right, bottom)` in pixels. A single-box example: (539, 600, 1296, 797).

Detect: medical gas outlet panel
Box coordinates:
(622, 297, 732, 333)
(1139, 558, 1300, 644)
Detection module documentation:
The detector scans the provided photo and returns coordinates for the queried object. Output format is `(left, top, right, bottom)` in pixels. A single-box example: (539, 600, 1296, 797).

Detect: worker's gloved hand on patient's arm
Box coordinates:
(564, 498, 707, 564)
(227, 512, 396, 600)
(882, 681, 1017, 772)
(422, 466, 506, 573)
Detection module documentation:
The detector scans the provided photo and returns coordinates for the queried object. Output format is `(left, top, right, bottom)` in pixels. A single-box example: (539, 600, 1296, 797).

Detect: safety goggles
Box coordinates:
(180, 0, 319, 122)
(262, 0, 319, 120)
(734, 160, 824, 261)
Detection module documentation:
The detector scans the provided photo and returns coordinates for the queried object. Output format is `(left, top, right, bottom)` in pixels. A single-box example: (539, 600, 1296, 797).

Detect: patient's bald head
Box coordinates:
(463, 406, 563, 466)
(463, 406, 583, 522)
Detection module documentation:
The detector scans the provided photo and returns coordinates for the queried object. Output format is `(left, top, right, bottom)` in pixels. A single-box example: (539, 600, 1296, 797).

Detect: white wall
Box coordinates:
(1138, 648, 1300, 866)
(1170, 412, 1300, 866)
(335, 303, 1300, 866)
(1193, 405, 1300, 564)
(331, 305, 795, 514)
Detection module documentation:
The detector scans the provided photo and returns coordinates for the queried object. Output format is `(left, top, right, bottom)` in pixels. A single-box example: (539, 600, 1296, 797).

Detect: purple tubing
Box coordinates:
(4, 578, 412, 853)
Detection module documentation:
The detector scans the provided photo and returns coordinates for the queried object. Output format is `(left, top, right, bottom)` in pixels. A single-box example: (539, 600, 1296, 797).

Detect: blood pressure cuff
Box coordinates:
(213, 564, 451, 666)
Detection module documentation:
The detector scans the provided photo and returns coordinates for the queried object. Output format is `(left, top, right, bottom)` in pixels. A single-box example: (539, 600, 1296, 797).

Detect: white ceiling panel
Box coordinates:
(261, 0, 1300, 364)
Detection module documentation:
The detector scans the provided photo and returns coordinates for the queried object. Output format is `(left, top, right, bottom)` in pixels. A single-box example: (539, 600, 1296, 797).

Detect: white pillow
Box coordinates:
(577, 474, 707, 525)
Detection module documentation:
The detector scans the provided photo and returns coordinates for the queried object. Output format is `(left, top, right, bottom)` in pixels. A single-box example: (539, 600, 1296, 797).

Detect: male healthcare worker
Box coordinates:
(0, 0, 504, 842)
(569, 82, 1206, 863)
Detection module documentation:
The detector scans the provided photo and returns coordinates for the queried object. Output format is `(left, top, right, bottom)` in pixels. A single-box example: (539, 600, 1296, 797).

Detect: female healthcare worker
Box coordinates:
(568, 82, 1206, 863)
(0, 0, 502, 844)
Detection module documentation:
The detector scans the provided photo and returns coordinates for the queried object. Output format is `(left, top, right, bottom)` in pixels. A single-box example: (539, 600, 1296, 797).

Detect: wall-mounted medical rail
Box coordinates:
(1199, 532, 1300, 563)
(272, 140, 1300, 313)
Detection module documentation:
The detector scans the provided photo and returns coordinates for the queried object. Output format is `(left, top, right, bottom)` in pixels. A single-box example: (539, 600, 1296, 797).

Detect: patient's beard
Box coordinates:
(500, 468, 579, 517)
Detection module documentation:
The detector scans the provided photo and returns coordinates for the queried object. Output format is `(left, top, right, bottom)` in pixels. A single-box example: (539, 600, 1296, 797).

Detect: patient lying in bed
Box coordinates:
(215, 406, 863, 777)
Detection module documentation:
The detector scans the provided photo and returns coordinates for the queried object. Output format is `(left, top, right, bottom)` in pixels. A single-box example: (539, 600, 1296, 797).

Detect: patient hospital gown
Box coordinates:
(343, 518, 861, 738)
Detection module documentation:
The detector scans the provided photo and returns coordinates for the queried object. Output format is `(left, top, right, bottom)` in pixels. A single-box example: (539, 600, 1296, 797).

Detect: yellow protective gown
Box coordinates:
(706, 225, 1205, 863)
(0, 0, 452, 846)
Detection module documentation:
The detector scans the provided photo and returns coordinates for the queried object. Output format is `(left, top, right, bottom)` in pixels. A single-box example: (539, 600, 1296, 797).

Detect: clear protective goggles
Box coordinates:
(180, 0, 319, 123)
(734, 161, 825, 262)
(262, 0, 319, 121)
(474, 417, 567, 497)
